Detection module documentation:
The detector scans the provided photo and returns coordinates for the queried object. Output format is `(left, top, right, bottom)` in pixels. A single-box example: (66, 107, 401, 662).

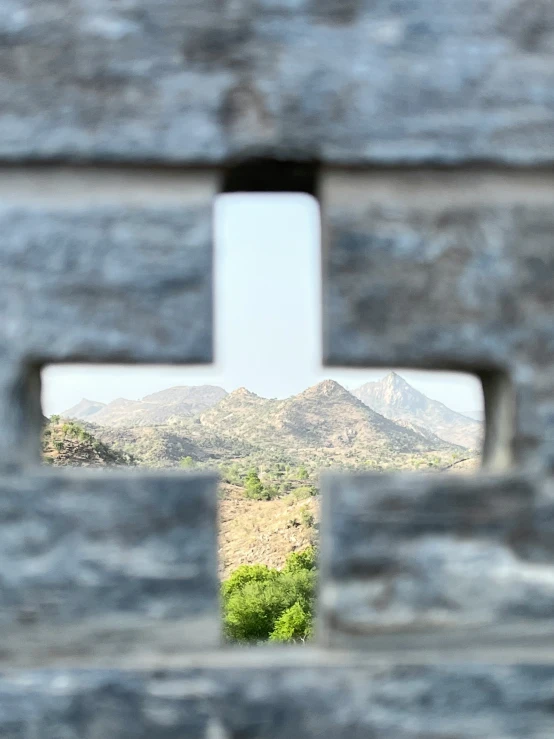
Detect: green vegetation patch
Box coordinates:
(221, 546, 317, 643)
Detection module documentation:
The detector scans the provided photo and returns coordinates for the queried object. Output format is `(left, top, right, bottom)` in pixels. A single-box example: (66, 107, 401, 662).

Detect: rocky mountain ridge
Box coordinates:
(352, 372, 481, 449)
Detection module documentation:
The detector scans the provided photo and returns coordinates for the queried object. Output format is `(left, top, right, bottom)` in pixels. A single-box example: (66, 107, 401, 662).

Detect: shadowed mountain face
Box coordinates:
(62, 385, 228, 427)
(353, 372, 482, 450)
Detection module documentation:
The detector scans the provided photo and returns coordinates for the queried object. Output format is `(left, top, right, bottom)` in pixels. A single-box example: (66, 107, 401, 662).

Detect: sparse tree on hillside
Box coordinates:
(244, 469, 269, 500)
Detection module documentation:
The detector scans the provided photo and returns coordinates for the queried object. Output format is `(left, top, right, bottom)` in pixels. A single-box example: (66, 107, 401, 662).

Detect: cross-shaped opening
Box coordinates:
(37, 181, 496, 646)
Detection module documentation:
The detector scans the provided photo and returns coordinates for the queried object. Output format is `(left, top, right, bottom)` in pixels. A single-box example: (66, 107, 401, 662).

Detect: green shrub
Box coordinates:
(270, 601, 313, 642)
(221, 547, 317, 643)
(283, 546, 317, 574)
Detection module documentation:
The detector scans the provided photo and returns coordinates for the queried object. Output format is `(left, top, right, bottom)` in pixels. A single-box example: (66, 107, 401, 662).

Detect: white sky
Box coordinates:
(42, 194, 483, 416)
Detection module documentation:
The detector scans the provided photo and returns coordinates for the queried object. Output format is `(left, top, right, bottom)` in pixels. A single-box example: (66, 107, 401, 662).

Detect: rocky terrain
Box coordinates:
(42, 418, 134, 468)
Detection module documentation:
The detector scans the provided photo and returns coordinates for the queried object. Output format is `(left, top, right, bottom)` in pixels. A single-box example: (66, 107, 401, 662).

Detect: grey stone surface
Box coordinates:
(319, 472, 554, 649)
(0, 169, 215, 470)
(0, 658, 553, 738)
(1, 0, 554, 164)
(0, 169, 215, 364)
(0, 471, 219, 664)
(321, 170, 554, 471)
(1, 0, 554, 731)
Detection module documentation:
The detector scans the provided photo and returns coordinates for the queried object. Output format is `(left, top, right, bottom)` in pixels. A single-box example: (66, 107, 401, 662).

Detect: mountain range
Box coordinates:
(61, 373, 481, 473)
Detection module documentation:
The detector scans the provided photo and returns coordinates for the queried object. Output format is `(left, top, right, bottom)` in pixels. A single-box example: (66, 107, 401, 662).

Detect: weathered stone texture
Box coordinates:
(319, 472, 554, 649)
(0, 170, 215, 364)
(1, 0, 554, 164)
(0, 472, 219, 665)
(321, 170, 554, 470)
(1, 0, 554, 732)
(0, 659, 553, 738)
(0, 169, 215, 470)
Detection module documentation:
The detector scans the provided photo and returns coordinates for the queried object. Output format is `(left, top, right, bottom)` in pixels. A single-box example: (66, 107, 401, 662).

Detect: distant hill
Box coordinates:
(62, 398, 107, 420)
(353, 372, 482, 449)
(62, 385, 227, 427)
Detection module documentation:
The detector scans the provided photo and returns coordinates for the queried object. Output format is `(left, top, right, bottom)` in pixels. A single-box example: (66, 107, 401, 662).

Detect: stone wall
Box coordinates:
(1, 0, 554, 735)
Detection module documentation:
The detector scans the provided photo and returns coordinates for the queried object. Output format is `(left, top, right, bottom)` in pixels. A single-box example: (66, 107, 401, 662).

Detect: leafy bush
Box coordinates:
(283, 546, 317, 574)
(221, 547, 317, 643)
(270, 601, 313, 642)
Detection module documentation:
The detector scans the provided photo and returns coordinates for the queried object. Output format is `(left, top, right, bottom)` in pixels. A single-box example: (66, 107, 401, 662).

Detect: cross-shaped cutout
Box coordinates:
(0, 163, 550, 666)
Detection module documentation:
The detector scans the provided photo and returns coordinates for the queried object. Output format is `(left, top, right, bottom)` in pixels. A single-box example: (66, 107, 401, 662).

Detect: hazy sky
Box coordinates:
(42, 194, 482, 415)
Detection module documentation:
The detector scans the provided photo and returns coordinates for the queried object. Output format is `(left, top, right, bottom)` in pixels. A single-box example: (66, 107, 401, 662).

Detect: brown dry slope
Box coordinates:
(219, 485, 318, 578)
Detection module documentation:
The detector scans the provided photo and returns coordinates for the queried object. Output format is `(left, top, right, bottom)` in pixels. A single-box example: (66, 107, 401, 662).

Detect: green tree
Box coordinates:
(297, 466, 309, 480)
(179, 456, 195, 469)
(244, 469, 269, 500)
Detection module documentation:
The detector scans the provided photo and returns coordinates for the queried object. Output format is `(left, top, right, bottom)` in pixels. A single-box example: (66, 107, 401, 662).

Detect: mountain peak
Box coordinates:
(303, 379, 351, 399)
(382, 371, 411, 389)
(60, 397, 107, 420)
(353, 373, 482, 449)
(230, 387, 259, 398)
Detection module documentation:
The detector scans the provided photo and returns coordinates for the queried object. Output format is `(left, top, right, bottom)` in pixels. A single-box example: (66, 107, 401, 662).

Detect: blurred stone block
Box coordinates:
(319, 472, 554, 649)
(0, 471, 219, 665)
(0, 658, 552, 738)
(321, 169, 554, 470)
(2, 1, 554, 165)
